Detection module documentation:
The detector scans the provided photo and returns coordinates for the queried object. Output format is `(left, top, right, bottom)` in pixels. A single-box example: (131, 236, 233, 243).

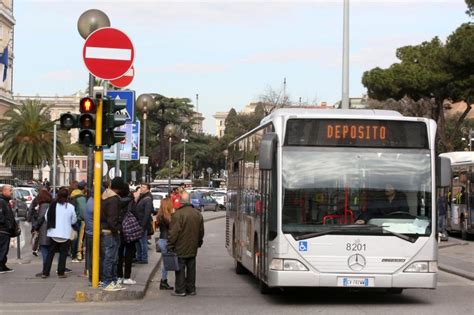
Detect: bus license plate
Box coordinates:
(337, 277, 374, 287)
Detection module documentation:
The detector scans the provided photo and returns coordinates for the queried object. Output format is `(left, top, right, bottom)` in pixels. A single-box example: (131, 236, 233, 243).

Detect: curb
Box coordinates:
(439, 264, 474, 281)
(76, 213, 226, 302)
(438, 242, 469, 249)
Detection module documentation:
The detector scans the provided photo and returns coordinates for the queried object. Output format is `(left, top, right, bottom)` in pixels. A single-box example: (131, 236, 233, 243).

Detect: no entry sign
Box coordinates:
(83, 27, 134, 80)
(110, 66, 134, 88)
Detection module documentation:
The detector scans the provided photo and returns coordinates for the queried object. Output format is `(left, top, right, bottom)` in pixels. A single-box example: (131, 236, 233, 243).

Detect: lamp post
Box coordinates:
(223, 149, 228, 179)
(181, 135, 189, 179)
(164, 124, 177, 193)
(77, 8, 111, 290)
(136, 94, 156, 183)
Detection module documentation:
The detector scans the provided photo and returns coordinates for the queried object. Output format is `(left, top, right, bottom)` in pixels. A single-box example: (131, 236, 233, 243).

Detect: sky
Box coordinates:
(13, 0, 470, 135)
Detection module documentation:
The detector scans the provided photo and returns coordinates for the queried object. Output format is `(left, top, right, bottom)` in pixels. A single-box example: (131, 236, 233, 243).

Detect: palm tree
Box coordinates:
(0, 100, 64, 178)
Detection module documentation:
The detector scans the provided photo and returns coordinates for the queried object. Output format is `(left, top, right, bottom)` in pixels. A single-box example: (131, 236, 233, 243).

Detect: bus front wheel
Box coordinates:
(235, 260, 247, 275)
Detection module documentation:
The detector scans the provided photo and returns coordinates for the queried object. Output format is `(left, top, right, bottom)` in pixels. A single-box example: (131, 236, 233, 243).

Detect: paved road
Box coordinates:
(1, 217, 473, 314)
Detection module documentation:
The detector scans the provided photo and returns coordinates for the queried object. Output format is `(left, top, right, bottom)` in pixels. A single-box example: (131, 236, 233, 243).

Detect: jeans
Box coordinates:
(174, 257, 196, 294)
(439, 214, 447, 234)
(85, 234, 93, 281)
(135, 231, 148, 263)
(158, 238, 169, 280)
(40, 245, 62, 270)
(117, 240, 136, 279)
(71, 221, 84, 259)
(100, 233, 120, 285)
(42, 239, 70, 276)
(0, 233, 10, 269)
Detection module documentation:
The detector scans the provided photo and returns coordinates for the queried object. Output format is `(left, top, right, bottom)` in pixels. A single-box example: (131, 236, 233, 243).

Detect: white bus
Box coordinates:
(438, 151, 474, 239)
(225, 108, 451, 294)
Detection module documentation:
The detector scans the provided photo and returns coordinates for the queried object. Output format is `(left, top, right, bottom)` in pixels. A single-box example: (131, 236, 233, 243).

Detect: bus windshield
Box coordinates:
(282, 147, 432, 238)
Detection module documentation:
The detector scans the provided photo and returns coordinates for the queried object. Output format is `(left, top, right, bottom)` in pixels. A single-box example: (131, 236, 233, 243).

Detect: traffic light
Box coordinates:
(78, 97, 97, 146)
(102, 97, 127, 146)
(59, 112, 79, 130)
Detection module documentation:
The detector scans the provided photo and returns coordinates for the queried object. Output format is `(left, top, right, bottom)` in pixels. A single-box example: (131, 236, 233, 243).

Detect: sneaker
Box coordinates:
(187, 291, 196, 296)
(32, 251, 38, 257)
(113, 282, 126, 290)
(171, 291, 186, 297)
(123, 278, 136, 285)
(58, 274, 67, 279)
(102, 282, 121, 292)
(56, 268, 72, 274)
(0, 267, 14, 273)
(41, 274, 49, 279)
(71, 259, 80, 263)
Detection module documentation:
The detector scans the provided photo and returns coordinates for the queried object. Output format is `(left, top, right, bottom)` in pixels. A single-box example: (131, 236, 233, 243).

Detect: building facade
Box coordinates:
(0, 0, 15, 116)
(14, 92, 86, 143)
(213, 111, 228, 138)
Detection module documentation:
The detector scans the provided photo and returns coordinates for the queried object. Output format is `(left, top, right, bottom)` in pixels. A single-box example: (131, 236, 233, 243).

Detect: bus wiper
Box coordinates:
(293, 230, 336, 240)
(381, 228, 417, 243)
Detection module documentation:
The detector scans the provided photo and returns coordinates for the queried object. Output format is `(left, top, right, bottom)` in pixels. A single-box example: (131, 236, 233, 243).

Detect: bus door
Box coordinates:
(450, 170, 467, 230)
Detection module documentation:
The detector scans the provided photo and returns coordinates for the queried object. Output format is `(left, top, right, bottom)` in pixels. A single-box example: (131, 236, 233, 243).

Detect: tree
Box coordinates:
(466, 0, 474, 17)
(258, 85, 291, 114)
(362, 24, 474, 152)
(0, 100, 64, 178)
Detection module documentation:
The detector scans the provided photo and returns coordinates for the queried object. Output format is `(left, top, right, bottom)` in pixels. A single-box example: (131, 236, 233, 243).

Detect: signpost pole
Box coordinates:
(92, 96, 103, 289)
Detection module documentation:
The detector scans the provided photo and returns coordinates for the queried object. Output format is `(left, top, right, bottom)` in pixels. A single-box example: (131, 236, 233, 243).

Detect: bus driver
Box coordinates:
(355, 184, 409, 224)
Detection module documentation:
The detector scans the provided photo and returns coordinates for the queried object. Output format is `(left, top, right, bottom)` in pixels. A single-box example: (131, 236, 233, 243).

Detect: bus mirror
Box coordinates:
(437, 156, 451, 187)
(259, 133, 278, 170)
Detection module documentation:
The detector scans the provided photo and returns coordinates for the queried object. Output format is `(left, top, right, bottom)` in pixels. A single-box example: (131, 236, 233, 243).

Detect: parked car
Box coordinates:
(190, 191, 219, 212)
(210, 191, 227, 209)
(11, 189, 29, 218)
(14, 187, 38, 209)
(151, 191, 168, 211)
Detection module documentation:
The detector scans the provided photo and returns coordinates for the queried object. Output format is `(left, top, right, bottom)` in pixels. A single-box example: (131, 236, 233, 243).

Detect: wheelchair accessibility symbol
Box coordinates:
(298, 241, 308, 252)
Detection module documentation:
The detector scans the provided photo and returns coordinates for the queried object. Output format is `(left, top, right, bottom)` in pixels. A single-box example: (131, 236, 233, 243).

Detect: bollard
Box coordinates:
(16, 218, 21, 260)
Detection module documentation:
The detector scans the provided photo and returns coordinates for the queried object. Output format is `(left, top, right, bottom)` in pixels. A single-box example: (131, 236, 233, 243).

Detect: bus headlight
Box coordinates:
(270, 259, 309, 271)
(404, 261, 438, 273)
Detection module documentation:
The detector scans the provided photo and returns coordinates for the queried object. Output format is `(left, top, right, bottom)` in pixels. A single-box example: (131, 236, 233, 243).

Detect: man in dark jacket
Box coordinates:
(135, 183, 153, 264)
(100, 177, 125, 291)
(168, 191, 204, 296)
(0, 184, 15, 273)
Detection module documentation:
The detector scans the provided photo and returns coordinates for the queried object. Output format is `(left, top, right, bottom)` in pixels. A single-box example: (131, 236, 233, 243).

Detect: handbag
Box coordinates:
(70, 229, 78, 241)
(10, 219, 21, 238)
(162, 252, 180, 271)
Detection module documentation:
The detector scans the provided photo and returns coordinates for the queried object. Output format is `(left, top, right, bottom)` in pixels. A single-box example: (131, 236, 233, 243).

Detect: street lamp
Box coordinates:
(223, 149, 228, 179)
(181, 136, 189, 179)
(164, 124, 177, 193)
(136, 94, 157, 183)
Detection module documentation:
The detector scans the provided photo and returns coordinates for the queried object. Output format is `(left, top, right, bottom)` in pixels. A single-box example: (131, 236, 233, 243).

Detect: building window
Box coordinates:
(220, 120, 223, 126)
(82, 160, 87, 169)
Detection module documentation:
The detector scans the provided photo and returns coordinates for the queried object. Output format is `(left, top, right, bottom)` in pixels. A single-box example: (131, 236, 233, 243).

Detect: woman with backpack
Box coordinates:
(157, 198, 174, 290)
(117, 185, 141, 285)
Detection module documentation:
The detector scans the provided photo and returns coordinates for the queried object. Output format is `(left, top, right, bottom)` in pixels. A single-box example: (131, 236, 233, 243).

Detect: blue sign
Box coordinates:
(103, 121, 140, 161)
(298, 241, 308, 252)
(131, 121, 140, 161)
(106, 90, 135, 123)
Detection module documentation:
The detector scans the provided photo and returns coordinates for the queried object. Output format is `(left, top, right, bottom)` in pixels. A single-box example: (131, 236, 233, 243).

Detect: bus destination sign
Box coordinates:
(285, 119, 428, 148)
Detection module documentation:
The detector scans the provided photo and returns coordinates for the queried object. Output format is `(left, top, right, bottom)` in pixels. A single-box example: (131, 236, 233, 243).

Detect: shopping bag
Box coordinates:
(162, 252, 180, 271)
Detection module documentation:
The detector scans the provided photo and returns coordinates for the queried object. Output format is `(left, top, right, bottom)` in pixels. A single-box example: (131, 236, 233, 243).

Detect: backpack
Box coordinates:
(122, 209, 143, 243)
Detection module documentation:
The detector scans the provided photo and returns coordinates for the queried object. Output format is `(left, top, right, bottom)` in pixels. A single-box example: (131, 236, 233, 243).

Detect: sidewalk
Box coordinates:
(438, 237, 474, 281)
(0, 211, 226, 304)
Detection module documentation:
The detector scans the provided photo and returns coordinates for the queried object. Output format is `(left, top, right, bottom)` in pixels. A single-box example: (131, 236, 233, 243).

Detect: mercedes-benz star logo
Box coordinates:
(347, 254, 366, 271)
